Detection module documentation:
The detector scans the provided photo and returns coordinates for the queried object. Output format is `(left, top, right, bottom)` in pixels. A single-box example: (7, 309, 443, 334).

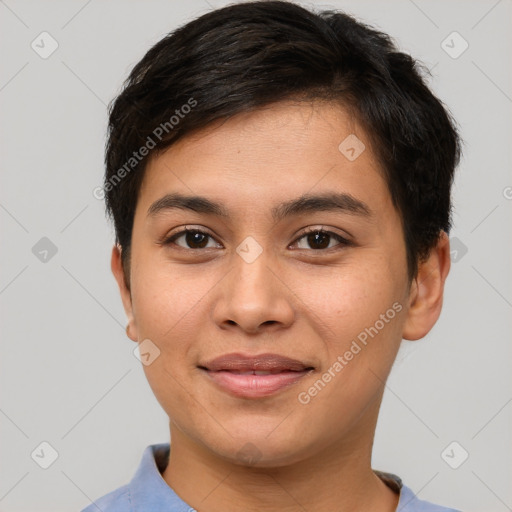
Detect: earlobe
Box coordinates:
(111, 245, 138, 342)
(402, 231, 451, 341)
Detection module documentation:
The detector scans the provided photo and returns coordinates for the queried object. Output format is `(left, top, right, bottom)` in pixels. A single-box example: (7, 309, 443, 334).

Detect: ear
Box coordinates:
(402, 231, 451, 341)
(111, 245, 138, 342)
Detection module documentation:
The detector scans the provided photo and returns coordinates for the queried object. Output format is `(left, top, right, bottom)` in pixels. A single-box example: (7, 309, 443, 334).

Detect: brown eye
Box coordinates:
(293, 229, 351, 251)
(164, 229, 219, 250)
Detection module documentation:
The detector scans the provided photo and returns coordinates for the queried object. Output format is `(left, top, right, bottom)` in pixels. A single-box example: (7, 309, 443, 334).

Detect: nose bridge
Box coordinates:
(231, 236, 276, 307)
(214, 236, 294, 332)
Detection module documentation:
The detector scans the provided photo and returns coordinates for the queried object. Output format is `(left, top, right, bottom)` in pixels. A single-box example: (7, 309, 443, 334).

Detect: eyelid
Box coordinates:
(290, 226, 353, 250)
(161, 225, 353, 251)
(160, 225, 220, 246)
(296, 225, 352, 240)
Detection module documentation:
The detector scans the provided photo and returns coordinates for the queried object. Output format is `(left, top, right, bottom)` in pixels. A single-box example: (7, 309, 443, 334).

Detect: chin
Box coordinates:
(203, 428, 315, 469)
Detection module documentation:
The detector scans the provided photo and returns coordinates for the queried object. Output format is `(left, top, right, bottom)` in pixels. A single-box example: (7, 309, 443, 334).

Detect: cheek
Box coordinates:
(294, 273, 405, 431)
(131, 268, 204, 418)
(296, 259, 404, 338)
(129, 260, 216, 400)
(130, 259, 210, 340)
(296, 261, 406, 395)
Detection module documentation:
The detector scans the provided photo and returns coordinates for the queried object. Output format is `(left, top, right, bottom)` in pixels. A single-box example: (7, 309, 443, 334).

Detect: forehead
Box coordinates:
(149, 100, 369, 166)
(137, 100, 392, 222)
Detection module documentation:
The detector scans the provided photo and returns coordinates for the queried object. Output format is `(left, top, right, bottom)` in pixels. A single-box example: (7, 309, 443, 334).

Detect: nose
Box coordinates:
(212, 245, 295, 335)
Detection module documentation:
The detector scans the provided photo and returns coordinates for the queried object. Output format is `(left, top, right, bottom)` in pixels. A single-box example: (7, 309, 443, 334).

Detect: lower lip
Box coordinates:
(203, 370, 311, 399)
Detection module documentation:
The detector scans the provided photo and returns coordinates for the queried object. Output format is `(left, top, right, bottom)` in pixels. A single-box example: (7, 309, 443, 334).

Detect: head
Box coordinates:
(106, 1, 460, 466)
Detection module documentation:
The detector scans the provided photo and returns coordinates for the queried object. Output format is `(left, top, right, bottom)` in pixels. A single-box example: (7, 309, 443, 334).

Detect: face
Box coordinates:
(113, 100, 445, 467)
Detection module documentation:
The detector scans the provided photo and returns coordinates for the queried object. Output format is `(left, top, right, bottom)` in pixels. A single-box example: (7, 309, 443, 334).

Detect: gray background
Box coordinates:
(1, 0, 511, 511)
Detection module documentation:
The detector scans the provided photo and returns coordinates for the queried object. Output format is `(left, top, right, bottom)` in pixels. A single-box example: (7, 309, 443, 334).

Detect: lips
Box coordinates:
(199, 353, 314, 399)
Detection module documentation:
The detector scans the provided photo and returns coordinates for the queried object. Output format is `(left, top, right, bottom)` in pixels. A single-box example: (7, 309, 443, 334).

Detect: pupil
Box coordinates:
(308, 232, 329, 249)
(187, 231, 208, 248)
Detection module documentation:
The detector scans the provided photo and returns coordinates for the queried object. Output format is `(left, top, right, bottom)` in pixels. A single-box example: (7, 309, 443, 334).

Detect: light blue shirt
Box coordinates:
(82, 444, 461, 512)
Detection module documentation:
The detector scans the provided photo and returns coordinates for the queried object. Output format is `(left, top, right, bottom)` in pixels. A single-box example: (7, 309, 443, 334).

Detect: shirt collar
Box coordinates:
(129, 443, 192, 511)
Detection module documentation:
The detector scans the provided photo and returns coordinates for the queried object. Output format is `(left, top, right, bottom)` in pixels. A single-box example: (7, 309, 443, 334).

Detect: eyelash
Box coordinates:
(161, 226, 352, 252)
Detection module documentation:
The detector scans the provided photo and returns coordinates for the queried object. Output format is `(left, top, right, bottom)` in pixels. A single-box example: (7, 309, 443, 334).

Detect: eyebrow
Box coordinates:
(147, 191, 372, 221)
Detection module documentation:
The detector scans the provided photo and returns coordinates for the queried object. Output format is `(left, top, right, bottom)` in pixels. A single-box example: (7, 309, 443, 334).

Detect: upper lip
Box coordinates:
(200, 353, 314, 372)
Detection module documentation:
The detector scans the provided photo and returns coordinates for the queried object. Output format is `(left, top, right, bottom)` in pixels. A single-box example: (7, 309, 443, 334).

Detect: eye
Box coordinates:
(291, 228, 352, 251)
(161, 226, 352, 252)
(162, 227, 221, 250)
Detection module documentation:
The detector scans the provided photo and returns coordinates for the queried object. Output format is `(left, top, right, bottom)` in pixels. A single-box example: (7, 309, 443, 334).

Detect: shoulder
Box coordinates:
(80, 484, 131, 512)
(399, 483, 462, 512)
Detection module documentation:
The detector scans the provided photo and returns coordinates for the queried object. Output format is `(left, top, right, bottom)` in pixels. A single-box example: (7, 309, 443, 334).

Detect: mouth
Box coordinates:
(198, 353, 315, 399)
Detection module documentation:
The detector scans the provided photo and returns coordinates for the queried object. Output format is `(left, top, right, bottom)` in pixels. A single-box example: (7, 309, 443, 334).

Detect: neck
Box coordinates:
(162, 416, 399, 512)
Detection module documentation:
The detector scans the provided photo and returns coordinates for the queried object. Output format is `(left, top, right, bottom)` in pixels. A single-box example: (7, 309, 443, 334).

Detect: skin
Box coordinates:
(111, 100, 451, 512)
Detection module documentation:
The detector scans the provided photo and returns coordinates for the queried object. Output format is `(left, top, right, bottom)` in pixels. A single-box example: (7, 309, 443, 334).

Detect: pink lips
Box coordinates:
(200, 353, 314, 399)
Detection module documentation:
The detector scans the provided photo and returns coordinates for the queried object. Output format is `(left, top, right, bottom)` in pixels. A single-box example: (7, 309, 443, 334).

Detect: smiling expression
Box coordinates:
(114, 100, 419, 466)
